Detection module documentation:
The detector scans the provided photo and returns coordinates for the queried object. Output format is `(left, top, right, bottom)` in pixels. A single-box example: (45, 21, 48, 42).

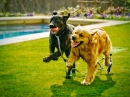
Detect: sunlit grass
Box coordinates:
(0, 23, 130, 97)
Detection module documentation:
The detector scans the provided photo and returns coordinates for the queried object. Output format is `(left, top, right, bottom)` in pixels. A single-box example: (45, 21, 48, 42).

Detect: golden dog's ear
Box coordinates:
(91, 30, 97, 35)
(90, 31, 98, 44)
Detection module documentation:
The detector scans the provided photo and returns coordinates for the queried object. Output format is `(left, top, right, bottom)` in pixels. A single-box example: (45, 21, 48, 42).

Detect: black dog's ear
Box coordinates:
(67, 13, 70, 17)
(53, 12, 57, 15)
(63, 13, 70, 21)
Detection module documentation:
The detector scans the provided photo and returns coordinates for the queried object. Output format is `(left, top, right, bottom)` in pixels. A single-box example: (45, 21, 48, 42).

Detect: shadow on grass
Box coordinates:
(51, 74, 116, 97)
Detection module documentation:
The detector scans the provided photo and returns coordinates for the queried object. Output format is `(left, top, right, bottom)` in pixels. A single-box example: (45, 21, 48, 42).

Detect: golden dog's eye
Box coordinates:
(75, 32, 78, 34)
(79, 34, 83, 37)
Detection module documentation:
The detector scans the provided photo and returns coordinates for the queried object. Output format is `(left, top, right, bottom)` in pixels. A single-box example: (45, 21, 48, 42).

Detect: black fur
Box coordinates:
(43, 12, 75, 78)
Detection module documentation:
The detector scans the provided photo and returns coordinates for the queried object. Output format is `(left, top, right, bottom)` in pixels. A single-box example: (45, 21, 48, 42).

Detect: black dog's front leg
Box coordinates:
(43, 36, 60, 62)
(43, 51, 61, 62)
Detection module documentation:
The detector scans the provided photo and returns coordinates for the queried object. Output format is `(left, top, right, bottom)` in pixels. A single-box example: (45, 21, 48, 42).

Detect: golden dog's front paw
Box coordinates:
(81, 79, 91, 85)
(66, 62, 73, 68)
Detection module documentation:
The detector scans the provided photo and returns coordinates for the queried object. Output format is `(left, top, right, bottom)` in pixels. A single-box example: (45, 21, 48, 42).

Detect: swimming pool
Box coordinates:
(0, 24, 49, 39)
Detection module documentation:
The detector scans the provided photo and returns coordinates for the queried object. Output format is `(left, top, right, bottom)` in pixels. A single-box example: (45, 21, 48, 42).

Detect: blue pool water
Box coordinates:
(0, 24, 49, 39)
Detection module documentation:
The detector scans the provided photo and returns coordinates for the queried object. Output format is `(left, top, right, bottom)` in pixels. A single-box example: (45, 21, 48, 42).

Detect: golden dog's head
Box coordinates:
(71, 26, 93, 48)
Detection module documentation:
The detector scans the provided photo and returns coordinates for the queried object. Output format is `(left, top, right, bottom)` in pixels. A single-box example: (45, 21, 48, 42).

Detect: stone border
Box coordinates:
(0, 16, 107, 25)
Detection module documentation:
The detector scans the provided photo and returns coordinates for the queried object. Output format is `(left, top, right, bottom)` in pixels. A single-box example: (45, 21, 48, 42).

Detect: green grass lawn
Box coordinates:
(0, 23, 130, 97)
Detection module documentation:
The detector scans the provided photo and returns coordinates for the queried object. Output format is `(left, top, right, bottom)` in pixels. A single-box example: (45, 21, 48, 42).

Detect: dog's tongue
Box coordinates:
(50, 27, 58, 33)
(72, 42, 80, 48)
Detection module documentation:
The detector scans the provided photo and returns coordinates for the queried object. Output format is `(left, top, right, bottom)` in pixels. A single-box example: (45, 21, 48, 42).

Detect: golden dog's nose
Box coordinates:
(71, 35, 76, 40)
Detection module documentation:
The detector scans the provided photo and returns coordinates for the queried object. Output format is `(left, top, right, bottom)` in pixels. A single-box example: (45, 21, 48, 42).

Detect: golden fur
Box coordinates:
(66, 26, 112, 85)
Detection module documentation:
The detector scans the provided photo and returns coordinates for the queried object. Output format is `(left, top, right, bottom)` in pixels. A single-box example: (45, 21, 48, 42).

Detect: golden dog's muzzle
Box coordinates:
(71, 35, 83, 48)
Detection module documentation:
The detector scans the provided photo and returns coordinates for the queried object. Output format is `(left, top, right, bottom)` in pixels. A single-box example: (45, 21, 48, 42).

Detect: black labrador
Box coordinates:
(43, 12, 75, 78)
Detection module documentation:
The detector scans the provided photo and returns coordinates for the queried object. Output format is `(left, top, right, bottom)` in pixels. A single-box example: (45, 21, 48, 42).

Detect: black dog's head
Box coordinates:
(49, 12, 70, 35)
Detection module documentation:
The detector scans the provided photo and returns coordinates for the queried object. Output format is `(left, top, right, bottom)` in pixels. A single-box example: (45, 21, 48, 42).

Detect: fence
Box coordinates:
(0, 0, 126, 14)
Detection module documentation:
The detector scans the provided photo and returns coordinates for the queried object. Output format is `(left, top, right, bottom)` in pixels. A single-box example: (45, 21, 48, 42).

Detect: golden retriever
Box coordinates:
(66, 25, 112, 85)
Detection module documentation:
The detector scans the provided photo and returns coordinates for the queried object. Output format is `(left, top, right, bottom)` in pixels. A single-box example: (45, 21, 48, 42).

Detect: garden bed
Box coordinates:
(0, 6, 130, 20)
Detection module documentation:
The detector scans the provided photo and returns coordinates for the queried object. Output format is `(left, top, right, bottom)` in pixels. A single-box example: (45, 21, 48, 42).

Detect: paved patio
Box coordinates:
(0, 17, 130, 46)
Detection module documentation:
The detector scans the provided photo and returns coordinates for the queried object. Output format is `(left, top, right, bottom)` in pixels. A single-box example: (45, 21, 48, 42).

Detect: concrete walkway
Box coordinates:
(0, 19, 130, 46)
